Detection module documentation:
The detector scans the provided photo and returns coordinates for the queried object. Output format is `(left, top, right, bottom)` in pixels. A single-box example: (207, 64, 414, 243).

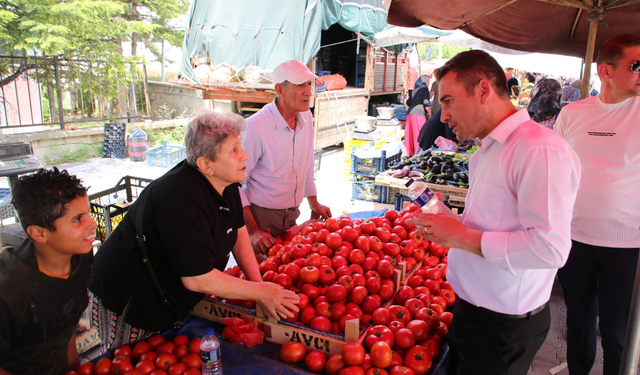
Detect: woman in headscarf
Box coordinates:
(404, 76, 431, 156)
(527, 78, 563, 129)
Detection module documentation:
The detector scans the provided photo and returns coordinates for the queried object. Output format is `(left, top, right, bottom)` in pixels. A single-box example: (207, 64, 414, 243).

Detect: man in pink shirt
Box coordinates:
(408, 50, 581, 375)
(242, 60, 332, 254)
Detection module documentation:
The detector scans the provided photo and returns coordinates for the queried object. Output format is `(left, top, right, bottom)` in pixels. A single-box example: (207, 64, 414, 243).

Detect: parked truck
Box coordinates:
(174, 0, 412, 150)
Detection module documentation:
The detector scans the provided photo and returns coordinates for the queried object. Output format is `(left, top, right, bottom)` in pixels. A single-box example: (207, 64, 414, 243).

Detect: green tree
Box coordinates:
(417, 42, 470, 61)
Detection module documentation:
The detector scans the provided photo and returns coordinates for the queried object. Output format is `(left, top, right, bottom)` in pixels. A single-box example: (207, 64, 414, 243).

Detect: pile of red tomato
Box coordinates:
(64, 334, 203, 375)
(256, 205, 455, 375)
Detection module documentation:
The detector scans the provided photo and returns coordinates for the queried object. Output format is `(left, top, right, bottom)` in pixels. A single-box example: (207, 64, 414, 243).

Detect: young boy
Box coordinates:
(0, 168, 96, 375)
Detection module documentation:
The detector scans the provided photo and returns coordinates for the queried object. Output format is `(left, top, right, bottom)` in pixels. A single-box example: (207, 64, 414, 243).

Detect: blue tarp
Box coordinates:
(180, 0, 389, 84)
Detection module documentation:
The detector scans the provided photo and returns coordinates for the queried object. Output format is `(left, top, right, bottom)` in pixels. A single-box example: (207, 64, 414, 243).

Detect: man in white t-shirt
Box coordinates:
(554, 34, 640, 375)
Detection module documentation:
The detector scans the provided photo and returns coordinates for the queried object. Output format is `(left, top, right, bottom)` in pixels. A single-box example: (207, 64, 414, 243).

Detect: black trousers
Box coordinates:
(447, 300, 550, 375)
(557, 240, 639, 375)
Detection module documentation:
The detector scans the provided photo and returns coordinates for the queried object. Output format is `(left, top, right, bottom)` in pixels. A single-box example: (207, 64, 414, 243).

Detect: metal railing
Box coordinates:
(0, 55, 150, 130)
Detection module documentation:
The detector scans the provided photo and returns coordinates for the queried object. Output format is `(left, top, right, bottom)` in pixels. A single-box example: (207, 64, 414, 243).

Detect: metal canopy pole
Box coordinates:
(619, 247, 640, 375)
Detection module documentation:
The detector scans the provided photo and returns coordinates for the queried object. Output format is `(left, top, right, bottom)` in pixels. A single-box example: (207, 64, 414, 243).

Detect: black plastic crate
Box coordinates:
(88, 176, 153, 241)
(351, 181, 388, 203)
(351, 148, 402, 177)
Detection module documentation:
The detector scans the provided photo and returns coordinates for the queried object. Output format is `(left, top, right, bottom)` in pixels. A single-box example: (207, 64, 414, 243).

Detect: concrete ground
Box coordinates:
(6, 145, 610, 374)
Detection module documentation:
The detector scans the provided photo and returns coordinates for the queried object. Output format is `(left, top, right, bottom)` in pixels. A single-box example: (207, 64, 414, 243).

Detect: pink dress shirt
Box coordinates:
(448, 109, 581, 315)
(241, 100, 317, 210)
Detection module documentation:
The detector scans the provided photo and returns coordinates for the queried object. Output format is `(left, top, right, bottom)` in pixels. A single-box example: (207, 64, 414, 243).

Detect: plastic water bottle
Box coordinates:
(200, 327, 222, 375)
(405, 179, 439, 213)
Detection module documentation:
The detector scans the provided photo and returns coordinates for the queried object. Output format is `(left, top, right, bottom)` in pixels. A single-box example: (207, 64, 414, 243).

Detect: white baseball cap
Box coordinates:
(272, 59, 318, 85)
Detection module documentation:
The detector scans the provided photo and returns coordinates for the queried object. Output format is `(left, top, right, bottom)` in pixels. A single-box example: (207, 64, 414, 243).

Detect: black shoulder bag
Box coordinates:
(133, 185, 183, 329)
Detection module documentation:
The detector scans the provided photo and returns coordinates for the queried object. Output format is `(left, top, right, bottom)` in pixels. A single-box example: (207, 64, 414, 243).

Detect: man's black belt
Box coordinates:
(457, 298, 547, 319)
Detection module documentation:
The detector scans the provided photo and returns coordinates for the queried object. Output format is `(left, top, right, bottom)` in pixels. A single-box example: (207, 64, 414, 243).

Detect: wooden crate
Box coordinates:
(191, 296, 266, 325)
(375, 173, 468, 197)
(263, 318, 365, 355)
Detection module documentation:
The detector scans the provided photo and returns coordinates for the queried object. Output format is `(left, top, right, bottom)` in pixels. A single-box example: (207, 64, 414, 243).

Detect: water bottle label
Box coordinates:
(414, 188, 435, 207)
(201, 348, 221, 363)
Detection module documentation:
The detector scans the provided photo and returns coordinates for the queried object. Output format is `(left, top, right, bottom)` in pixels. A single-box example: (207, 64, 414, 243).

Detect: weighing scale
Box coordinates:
(376, 117, 400, 127)
(351, 128, 381, 141)
(0, 142, 43, 248)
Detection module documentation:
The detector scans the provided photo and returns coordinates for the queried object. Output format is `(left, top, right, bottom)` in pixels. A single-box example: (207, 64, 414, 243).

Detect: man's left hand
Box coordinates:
(407, 212, 483, 256)
(310, 202, 332, 220)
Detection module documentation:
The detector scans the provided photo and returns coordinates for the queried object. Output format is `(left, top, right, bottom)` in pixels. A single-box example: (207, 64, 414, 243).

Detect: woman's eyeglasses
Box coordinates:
(605, 59, 640, 74)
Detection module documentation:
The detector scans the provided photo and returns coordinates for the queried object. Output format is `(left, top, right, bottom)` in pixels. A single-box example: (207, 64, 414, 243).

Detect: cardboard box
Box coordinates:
(76, 327, 100, 355)
(191, 296, 266, 325)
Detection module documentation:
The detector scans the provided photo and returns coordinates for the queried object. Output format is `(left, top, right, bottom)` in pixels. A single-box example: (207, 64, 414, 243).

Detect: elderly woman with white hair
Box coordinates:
(89, 109, 299, 351)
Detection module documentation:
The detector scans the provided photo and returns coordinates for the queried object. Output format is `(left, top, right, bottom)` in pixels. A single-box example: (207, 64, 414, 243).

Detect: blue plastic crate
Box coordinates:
(315, 82, 327, 93)
(352, 181, 388, 203)
(147, 141, 186, 167)
(394, 193, 413, 211)
(317, 70, 331, 76)
(395, 107, 408, 121)
(355, 76, 365, 88)
(351, 148, 402, 177)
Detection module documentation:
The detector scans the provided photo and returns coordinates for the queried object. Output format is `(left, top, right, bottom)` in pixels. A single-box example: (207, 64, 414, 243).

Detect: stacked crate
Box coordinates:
(343, 138, 387, 181)
(349, 143, 402, 204)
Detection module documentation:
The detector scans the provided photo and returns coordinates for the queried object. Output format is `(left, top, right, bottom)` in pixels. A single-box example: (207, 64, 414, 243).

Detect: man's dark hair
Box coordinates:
(596, 34, 640, 67)
(434, 50, 509, 99)
(12, 168, 88, 232)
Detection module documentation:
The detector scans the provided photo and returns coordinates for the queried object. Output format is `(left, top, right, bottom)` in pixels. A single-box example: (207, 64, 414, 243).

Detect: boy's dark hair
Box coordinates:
(434, 50, 510, 100)
(11, 168, 88, 232)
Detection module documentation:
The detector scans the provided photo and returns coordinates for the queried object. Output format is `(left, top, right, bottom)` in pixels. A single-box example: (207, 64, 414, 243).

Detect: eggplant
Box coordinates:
(391, 165, 411, 178)
(390, 161, 407, 170)
(429, 164, 441, 174)
(412, 168, 426, 174)
(408, 171, 425, 178)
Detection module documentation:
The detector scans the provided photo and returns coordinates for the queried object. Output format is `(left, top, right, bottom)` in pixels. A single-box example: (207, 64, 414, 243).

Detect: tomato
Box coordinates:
(73, 362, 94, 375)
(389, 366, 415, 375)
(310, 316, 332, 332)
(299, 266, 319, 283)
(63, 372, 79, 375)
(388, 351, 404, 368)
(407, 276, 424, 290)
(403, 298, 425, 319)
(421, 338, 439, 359)
(273, 273, 293, 289)
(134, 360, 156, 375)
(371, 308, 392, 326)
(366, 369, 389, 375)
(439, 311, 453, 327)
(141, 351, 158, 363)
(187, 338, 201, 356)
(177, 353, 199, 369)
(414, 307, 439, 332)
(342, 226, 359, 242)
(326, 354, 347, 375)
(361, 294, 382, 315)
(330, 302, 347, 322)
(387, 321, 405, 335)
(437, 290, 456, 308)
(403, 345, 432, 375)
(156, 341, 176, 356)
(370, 341, 393, 368)
(379, 284, 395, 301)
(423, 279, 441, 295)
(388, 305, 412, 326)
(183, 369, 200, 375)
(431, 296, 447, 310)
(170, 335, 188, 347)
(406, 320, 429, 341)
(349, 286, 368, 304)
(315, 301, 333, 318)
(394, 328, 416, 349)
(166, 362, 187, 375)
(318, 265, 337, 285)
(341, 342, 366, 366)
(354, 236, 371, 253)
(392, 226, 408, 241)
(348, 249, 366, 265)
(422, 256, 439, 268)
(435, 321, 449, 339)
(113, 355, 131, 364)
(114, 345, 132, 358)
(360, 220, 376, 235)
(430, 303, 445, 315)
(172, 344, 188, 360)
(339, 366, 366, 375)
(375, 260, 395, 279)
(429, 242, 448, 257)
(111, 361, 134, 375)
(382, 243, 400, 257)
(150, 370, 169, 375)
(147, 335, 166, 351)
(368, 236, 384, 253)
(305, 350, 327, 373)
(326, 233, 343, 249)
(130, 341, 150, 361)
(365, 325, 395, 348)
(155, 353, 178, 371)
(326, 218, 341, 232)
(336, 275, 355, 292)
(280, 341, 307, 363)
(365, 277, 381, 295)
(326, 284, 348, 303)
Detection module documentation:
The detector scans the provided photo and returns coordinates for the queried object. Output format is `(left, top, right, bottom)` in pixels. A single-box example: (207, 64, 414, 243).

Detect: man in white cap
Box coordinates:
(241, 59, 332, 254)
